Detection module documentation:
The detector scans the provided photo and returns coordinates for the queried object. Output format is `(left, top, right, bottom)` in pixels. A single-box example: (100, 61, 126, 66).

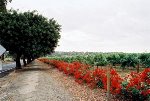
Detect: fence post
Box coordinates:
(107, 64, 111, 101)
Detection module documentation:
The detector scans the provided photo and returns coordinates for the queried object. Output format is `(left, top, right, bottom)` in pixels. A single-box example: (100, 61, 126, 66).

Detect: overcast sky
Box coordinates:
(7, 0, 150, 52)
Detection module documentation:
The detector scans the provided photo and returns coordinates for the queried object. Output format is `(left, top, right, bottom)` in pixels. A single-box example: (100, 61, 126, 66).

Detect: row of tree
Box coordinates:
(1, 0, 149, 71)
(0, 4, 61, 69)
(48, 52, 150, 73)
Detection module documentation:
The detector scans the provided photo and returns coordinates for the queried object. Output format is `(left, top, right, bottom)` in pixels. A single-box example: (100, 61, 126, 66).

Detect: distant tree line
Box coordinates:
(48, 52, 150, 73)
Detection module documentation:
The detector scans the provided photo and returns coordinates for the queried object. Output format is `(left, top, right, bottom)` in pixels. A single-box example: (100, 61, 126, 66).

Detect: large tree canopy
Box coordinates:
(0, 0, 12, 12)
(0, 10, 61, 69)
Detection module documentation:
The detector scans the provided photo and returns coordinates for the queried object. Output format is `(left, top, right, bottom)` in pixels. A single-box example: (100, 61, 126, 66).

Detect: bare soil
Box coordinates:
(0, 60, 108, 101)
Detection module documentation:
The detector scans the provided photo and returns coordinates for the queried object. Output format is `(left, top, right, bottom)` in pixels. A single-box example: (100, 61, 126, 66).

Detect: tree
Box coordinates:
(0, 0, 12, 12)
(0, 10, 61, 69)
(139, 53, 150, 68)
(120, 54, 140, 72)
(107, 53, 121, 66)
(94, 54, 108, 68)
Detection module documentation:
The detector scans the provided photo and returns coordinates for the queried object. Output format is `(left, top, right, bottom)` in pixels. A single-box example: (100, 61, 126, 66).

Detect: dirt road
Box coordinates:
(0, 60, 106, 101)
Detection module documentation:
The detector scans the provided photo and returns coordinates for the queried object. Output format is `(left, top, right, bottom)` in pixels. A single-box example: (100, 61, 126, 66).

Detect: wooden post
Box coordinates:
(107, 65, 111, 101)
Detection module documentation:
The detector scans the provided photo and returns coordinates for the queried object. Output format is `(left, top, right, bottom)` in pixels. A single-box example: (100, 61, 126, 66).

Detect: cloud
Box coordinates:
(7, 0, 150, 52)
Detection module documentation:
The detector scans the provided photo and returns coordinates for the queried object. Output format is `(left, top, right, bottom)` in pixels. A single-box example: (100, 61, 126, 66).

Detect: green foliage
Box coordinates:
(48, 52, 150, 69)
(0, 10, 61, 67)
(139, 53, 150, 67)
(120, 54, 140, 68)
(121, 81, 148, 101)
(122, 81, 128, 88)
(94, 54, 108, 66)
(107, 53, 120, 66)
(86, 55, 95, 66)
(130, 88, 146, 101)
(121, 81, 129, 98)
(97, 80, 103, 88)
(0, 0, 12, 12)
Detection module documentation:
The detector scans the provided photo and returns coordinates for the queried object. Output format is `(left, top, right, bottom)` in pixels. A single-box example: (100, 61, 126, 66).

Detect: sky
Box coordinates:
(7, 0, 150, 53)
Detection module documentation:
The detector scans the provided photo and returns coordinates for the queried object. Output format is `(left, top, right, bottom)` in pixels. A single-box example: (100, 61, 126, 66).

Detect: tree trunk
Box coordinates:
(122, 66, 125, 71)
(23, 57, 26, 66)
(137, 64, 140, 73)
(27, 57, 31, 64)
(31, 56, 34, 61)
(16, 53, 21, 69)
(1, 54, 4, 61)
(0, 0, 6, 12)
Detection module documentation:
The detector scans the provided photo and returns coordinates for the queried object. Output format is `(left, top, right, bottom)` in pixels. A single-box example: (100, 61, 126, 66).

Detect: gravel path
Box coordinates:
(0, 60, 107, 101)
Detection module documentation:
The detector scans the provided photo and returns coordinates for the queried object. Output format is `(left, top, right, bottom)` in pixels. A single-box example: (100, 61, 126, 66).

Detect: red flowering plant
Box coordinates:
(38, 58, 150, 100)
(67, 62, 82, 75)
(122, 68, 150, 100)
(74, 70, 82, 79)
(92, 68, 122, 94)
(74, 63, 92, 84)
(92, 68, 106, 88)
(82, 70, 97, 88)
(110, 69, 123, 94)
(83, 71, 93, 83)
(100, 69, 123, 94)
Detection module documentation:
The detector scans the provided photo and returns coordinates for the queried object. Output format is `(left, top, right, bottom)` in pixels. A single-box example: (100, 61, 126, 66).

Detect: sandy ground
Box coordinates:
(0, 60, 107, 101)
